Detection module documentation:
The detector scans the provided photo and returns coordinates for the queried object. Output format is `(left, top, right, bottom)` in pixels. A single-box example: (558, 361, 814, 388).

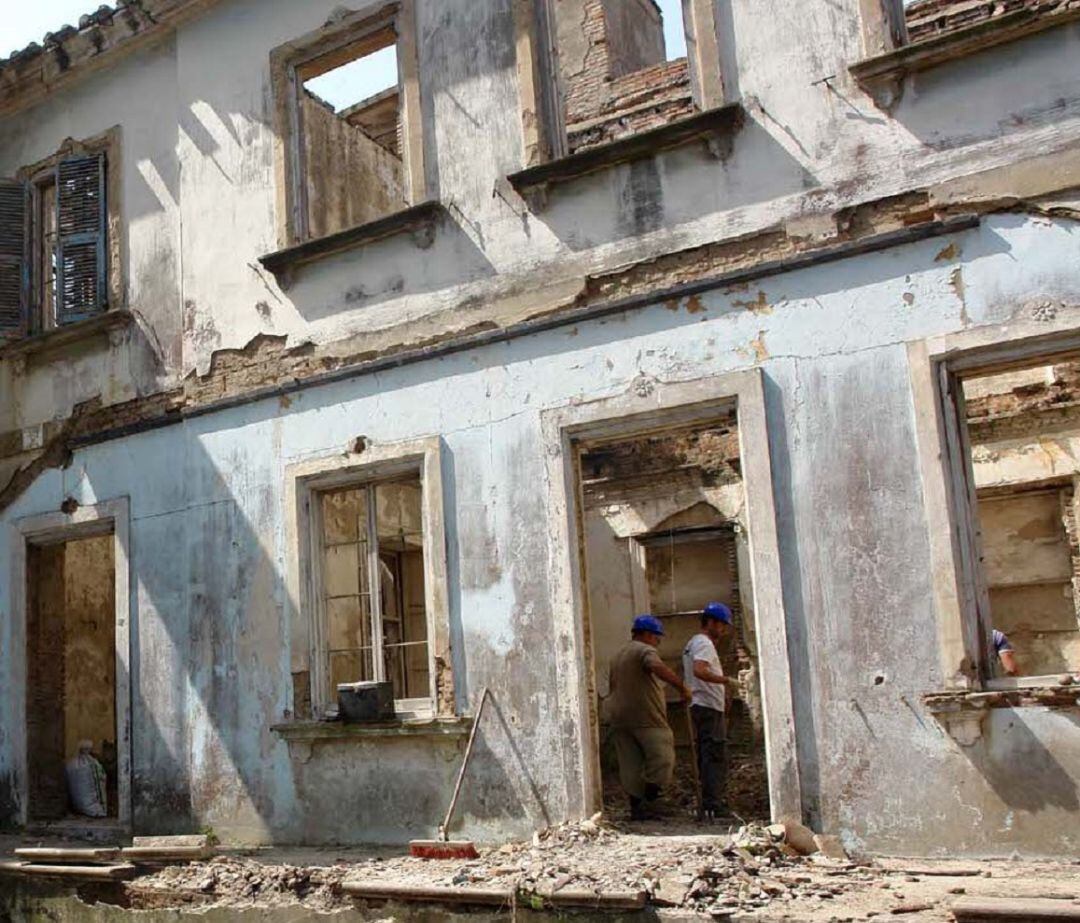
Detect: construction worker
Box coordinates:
(605, 615, 692, 821)
(683, 601, 735, 821)
(993, 628, 1019, 676)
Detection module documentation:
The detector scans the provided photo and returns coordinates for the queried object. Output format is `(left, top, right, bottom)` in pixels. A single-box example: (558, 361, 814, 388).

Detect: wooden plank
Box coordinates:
(0, 861, 138, 880)
(952, 897, 1080, 921)
(13, 847, 120, 863)
(343, 882, 513, 907)
(121, 846, 213, 862)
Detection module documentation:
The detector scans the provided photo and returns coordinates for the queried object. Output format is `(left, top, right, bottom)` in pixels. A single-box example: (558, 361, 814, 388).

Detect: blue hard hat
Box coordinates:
(632, 614, 665, 636)
(703, 602, 733, 624)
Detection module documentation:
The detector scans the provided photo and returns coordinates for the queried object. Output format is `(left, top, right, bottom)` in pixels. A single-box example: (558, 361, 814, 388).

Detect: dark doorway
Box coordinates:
(26, 533, 118, 823)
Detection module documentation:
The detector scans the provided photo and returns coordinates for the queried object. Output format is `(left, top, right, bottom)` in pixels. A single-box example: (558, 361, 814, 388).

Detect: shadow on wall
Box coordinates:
(960, 711, 1080, 814)
(119, 423, 288, 837)
(280, 210, 499, 325)
(530, 118, 820, 254)
(454, 695, 554, 834)
(873, 24, 1080, 151)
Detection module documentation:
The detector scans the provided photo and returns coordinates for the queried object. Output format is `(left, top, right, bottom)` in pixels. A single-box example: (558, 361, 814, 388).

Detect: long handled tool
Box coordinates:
(409, 687, 491, 859)
(685, 702, 704, 819)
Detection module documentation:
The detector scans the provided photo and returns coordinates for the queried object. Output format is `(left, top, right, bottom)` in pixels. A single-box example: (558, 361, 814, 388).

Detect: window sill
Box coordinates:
(850, 8, 1080, 108)
(923, 682, 1080, 746)
(258, 200, 447, 284)
(506, 103, 746, 210)
(271, 715, 472, 743)
(0, 309, 133, 363)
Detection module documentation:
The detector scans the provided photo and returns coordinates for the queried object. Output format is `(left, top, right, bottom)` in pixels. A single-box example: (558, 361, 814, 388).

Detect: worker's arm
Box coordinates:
(999, 649, 1019, 676)
(693, 659, 730, 685)
(648, 659, 692, 702)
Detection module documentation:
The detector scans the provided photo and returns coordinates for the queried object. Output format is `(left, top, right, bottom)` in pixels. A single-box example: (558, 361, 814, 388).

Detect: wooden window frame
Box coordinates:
(15, 128, 123, 335)
(312, 476, 430, 717)
(910, 318, 1080, 692)
(285, 437, 454, 722)
(269, 1, 426, 249)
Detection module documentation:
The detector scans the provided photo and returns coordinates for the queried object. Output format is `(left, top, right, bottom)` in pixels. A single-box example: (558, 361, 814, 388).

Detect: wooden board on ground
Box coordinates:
(0, 861, 138, 881)
(13, 847, 121, 864)
(952, 897, 1080, 921)
(121, 846, 213, 862)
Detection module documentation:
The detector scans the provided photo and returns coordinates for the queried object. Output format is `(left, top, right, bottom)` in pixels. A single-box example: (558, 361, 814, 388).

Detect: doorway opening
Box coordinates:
(26, 531, 119, 826)
(574, 415, 770, 824)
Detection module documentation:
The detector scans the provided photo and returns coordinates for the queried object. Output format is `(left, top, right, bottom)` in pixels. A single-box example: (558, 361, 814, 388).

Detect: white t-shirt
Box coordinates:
(683, 633, 725, 712)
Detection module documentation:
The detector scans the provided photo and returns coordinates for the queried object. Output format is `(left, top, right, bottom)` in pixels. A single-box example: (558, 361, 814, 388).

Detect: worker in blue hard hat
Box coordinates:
(682, 601, 736, 822)
(603, 614, 692, 821)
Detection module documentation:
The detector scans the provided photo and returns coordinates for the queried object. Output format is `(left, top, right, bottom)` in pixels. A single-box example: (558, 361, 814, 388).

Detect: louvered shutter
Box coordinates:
(0, 178, 29, 338)
(56, 153, 107, 325)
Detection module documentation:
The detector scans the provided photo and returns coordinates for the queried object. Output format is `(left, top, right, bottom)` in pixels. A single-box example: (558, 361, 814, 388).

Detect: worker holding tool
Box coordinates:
(605, 615, 692, 821)
(683, 601, 735, 823)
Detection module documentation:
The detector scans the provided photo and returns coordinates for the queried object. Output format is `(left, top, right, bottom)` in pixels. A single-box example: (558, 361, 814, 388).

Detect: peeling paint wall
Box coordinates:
(0, 0, 1078, 858)
(0, 214, 1078, 853)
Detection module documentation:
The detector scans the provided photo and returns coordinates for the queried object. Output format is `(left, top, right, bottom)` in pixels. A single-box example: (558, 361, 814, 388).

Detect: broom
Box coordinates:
(409, 687, 490, 859)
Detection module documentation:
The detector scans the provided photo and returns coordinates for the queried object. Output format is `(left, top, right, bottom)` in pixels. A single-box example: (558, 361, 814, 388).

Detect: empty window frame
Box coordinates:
(273, 3, 424, 245)
(545, 0, 725, 155)
(0, 150, 109, 340)
(315, 474, 433, 714)
(939, 353, 1080, 684)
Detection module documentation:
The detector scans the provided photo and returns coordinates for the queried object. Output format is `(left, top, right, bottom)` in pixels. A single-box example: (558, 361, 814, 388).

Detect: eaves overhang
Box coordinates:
(0, 0, 224, 120)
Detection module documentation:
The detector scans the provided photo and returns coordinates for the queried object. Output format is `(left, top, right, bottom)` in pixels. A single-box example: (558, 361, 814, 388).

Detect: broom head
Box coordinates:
(409, 839, 479, 860)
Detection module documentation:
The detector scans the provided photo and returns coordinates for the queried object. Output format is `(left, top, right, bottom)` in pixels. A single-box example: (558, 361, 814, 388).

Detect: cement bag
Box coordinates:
(66, 744, 108, 818)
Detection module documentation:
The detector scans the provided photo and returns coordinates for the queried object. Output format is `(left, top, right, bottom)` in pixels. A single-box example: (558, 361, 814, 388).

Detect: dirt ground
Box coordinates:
(63, 820, 1076, 921)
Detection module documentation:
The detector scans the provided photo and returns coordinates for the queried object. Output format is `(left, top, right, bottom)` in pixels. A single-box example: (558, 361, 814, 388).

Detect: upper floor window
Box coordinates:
(548, 0, 725, 155)
(0, 150, 109, 340)
(271, 2, 426, 246)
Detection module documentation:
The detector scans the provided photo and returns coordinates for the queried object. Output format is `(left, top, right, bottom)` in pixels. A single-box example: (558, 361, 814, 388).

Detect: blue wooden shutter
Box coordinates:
(0, 178, 29, 338)
(56, 153, 107, 325)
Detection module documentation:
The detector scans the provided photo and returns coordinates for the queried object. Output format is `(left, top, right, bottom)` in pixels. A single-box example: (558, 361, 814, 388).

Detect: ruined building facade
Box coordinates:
(1, 0, 1079, 855)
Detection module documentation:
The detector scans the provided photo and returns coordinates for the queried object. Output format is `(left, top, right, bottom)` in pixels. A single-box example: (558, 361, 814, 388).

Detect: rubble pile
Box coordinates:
(137, 855, 347, 910)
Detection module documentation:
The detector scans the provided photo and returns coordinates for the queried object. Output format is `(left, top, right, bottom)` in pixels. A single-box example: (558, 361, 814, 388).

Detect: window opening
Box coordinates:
(552, 0, 700, 154)
(318, 475, 430, 711)
(295, 30, 408, 241)
(949, 358, 1080, 682)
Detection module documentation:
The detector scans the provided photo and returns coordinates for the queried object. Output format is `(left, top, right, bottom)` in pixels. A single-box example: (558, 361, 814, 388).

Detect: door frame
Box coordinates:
(11, 497, 132, 829)
(541, 368, 801, 822)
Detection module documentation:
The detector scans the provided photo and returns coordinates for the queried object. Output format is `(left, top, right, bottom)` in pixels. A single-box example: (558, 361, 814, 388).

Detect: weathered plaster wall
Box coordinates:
(300, 94, 407, 241)
(2, 214, 1079, 854)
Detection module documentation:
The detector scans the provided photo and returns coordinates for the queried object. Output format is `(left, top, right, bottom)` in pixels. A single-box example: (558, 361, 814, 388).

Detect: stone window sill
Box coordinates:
(0, 309, 133, 363)
(850, 8, 1080, 108)
(258, 200, 446, 285)
(506, 103, 745, 211)
(271, 716, 472, 743)
(924, 682, 1080, 746)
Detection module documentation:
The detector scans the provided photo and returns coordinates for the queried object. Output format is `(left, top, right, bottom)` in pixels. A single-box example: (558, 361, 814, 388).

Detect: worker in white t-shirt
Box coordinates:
(682, 602, 735, 822)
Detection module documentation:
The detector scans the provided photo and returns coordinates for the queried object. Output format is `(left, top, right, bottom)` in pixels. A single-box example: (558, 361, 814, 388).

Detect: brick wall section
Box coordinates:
(965, 362, 1080, 421)
(569, 58, 695, 152)
(906, 0, 1080, 43)
(561, 0, 695, 153)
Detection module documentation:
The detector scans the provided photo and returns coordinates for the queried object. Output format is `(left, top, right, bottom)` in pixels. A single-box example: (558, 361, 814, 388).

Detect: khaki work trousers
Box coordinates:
(611, 725, 675, 799)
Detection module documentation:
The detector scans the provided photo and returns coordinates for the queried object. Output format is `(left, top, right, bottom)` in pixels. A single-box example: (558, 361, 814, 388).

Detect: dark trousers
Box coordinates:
(691, 705, 728, 812)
